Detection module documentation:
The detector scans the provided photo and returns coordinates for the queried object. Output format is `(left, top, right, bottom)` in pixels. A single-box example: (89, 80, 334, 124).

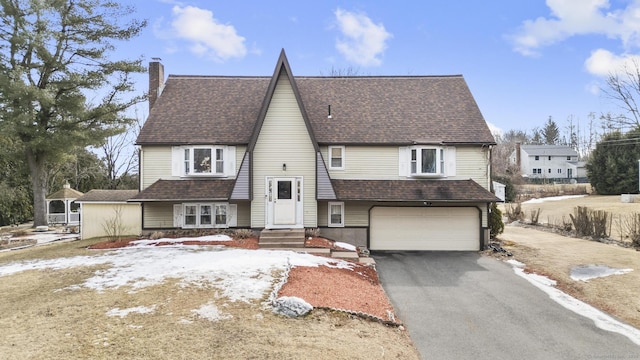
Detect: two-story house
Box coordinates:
(131, 50, 497, 251)
(510, 144, 584, 181)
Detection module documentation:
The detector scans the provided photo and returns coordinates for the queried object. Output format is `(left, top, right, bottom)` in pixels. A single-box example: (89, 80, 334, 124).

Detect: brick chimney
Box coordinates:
(149, 58, 164, 111)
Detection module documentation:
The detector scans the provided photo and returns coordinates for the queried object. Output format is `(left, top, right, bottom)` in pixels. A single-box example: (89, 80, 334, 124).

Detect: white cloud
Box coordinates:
(486, 121, 503, 137)
(509, 0, 640, 56)
(584, 48, 640, 76)
(163, 5, 246, 61)
(334, 8, 392, 66)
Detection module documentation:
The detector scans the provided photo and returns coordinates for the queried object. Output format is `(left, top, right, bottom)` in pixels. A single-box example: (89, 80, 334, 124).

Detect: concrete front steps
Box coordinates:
(258, 228, 374, 264)
(259, 229, 306, 248)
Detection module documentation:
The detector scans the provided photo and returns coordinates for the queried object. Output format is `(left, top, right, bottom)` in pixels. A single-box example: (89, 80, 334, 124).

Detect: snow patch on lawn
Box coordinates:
(523, 195, 586, 204)
(570, 265, 633, 282)
(0, 243, 353, 304)
(192, 302, 232, 322)
(130, 235, 232, 247)
(508, 262, 640, 345)
(106, 305, 156, 318)
(334, 242, 357, 251)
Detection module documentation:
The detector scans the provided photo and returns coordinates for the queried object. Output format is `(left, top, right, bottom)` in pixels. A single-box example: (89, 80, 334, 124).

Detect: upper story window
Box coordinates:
(535, 156, 539, 160)
(567, 156, 571, 160)
(548, 156, 552, 161)
(410, 147, 445, 177)
(184, 147, 224, 175)
(172, 145, 235, 178)
(328, 146, 345, 170)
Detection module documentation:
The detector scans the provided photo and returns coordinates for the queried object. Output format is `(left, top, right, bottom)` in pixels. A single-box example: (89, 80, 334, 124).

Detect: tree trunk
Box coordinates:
(26, 149, 48, 227)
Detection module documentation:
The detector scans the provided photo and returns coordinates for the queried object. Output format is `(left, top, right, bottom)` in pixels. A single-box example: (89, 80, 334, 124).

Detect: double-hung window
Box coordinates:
(328, 202, 344, 227)
(410, 147, 445, 177)
(183, 147, 224, 175)
(328, 146, 345, 170)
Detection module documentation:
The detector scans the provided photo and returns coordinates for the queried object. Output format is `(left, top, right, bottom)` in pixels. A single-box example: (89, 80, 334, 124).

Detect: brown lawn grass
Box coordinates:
(0, 239, 418, 359)
(497, 195, 640, 330)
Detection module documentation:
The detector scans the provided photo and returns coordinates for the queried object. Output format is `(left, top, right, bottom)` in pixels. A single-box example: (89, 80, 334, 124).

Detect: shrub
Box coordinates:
(489, 202, 504, 238)
(305, 228, 320, 238)
(234, 228, 254, 239)
(149, 231, 165, 240)
(505, 203, 525, 222)
(569, 206, 611, 239)
(529, 208, 541, 225)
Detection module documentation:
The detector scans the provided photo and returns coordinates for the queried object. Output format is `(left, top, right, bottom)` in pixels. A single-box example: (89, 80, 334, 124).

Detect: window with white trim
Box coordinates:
(182, 203, 230, 228)
(328, 146, 345, 170)
(328, 202, 344, 227)
(410, 147, 445, 177)
(183, 146, 225, 175)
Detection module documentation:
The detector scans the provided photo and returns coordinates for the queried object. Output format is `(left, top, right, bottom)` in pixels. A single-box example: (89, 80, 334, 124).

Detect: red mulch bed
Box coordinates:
(278, 264, 395, 320)
(88, 237, 261, 250)
(88, 236, 345, 251)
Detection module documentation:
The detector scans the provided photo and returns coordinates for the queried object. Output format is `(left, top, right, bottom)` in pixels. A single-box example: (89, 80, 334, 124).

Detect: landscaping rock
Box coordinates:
(272, 296, 313, 317)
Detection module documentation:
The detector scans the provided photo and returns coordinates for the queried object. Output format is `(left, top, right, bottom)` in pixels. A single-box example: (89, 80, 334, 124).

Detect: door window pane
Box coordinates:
(278, 181, 292, 200)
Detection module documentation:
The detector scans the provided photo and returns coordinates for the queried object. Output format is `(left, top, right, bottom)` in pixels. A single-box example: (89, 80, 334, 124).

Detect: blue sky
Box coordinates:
(118, 0, 640, 137)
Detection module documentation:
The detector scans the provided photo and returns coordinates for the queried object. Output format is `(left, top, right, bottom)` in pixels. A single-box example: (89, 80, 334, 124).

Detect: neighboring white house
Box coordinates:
(510, 145, 584, 181)
(492, 181, 506, 202)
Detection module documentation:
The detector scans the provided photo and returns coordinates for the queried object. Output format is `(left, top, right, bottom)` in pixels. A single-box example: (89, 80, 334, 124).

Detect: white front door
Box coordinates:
(266, 177, 303, 228)
(274, 179, 295, 225)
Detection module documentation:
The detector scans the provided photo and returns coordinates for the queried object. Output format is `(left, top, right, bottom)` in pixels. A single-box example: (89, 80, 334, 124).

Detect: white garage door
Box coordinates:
(370, 207, 479, 251)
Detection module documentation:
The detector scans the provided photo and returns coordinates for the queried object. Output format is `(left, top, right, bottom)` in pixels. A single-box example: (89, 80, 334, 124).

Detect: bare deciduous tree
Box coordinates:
(603, 59, 640, 131)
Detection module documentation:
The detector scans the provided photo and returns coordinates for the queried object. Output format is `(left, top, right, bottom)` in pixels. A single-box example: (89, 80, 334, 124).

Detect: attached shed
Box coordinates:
(75, 190, 141, 240)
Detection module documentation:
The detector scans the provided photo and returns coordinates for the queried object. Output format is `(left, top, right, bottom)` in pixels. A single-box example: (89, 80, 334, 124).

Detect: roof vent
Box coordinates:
(327, 104, 332, 119)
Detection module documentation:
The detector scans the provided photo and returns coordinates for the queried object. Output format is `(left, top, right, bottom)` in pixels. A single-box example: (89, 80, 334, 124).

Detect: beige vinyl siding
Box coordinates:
(456, 146, 490, 190)
(141, 146, 175, 189)
(141, 146, 247, 190)
(321, 146, 402, 180)
(251, 72, 317, 227)
(235, 146, 247, 172)
(319, 201, 488, 227)
(81, 203, 141, 239)
(143, 203, 174, 228)
(321, 145, 490, 186)
(233, 201, 251, 227)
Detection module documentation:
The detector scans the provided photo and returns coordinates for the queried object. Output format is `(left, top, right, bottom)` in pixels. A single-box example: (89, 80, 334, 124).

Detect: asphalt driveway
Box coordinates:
(374, 251, 640, 360)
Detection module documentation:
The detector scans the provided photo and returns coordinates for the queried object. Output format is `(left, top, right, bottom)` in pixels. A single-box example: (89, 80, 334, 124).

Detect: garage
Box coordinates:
(369, 207, 480, 251)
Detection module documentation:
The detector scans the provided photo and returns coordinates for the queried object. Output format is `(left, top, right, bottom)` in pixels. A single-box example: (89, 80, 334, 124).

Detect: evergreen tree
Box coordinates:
(586, 129, 640, 194)
(0, 0, 147, 226)
(542, 116, 560, 145)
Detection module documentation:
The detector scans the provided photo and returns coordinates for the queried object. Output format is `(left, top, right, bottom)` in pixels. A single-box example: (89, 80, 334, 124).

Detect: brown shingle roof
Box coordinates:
(332, 179, 498, 202)
(76, 190, 139, 202)
(129, 179, 235, 202)
(137, 77, 271, 145)
(137, 60, 494, 145)
(298, 76, 494, 144)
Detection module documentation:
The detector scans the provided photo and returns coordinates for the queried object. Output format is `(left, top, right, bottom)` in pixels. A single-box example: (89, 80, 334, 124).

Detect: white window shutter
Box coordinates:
(446, 146, 456, 177)
(171, 147, 182, 177)
(173, 204, 183, 228)
(228, 204, 237, 227)
(398, 147, 409, 176)
(226, 146, 236, 177)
